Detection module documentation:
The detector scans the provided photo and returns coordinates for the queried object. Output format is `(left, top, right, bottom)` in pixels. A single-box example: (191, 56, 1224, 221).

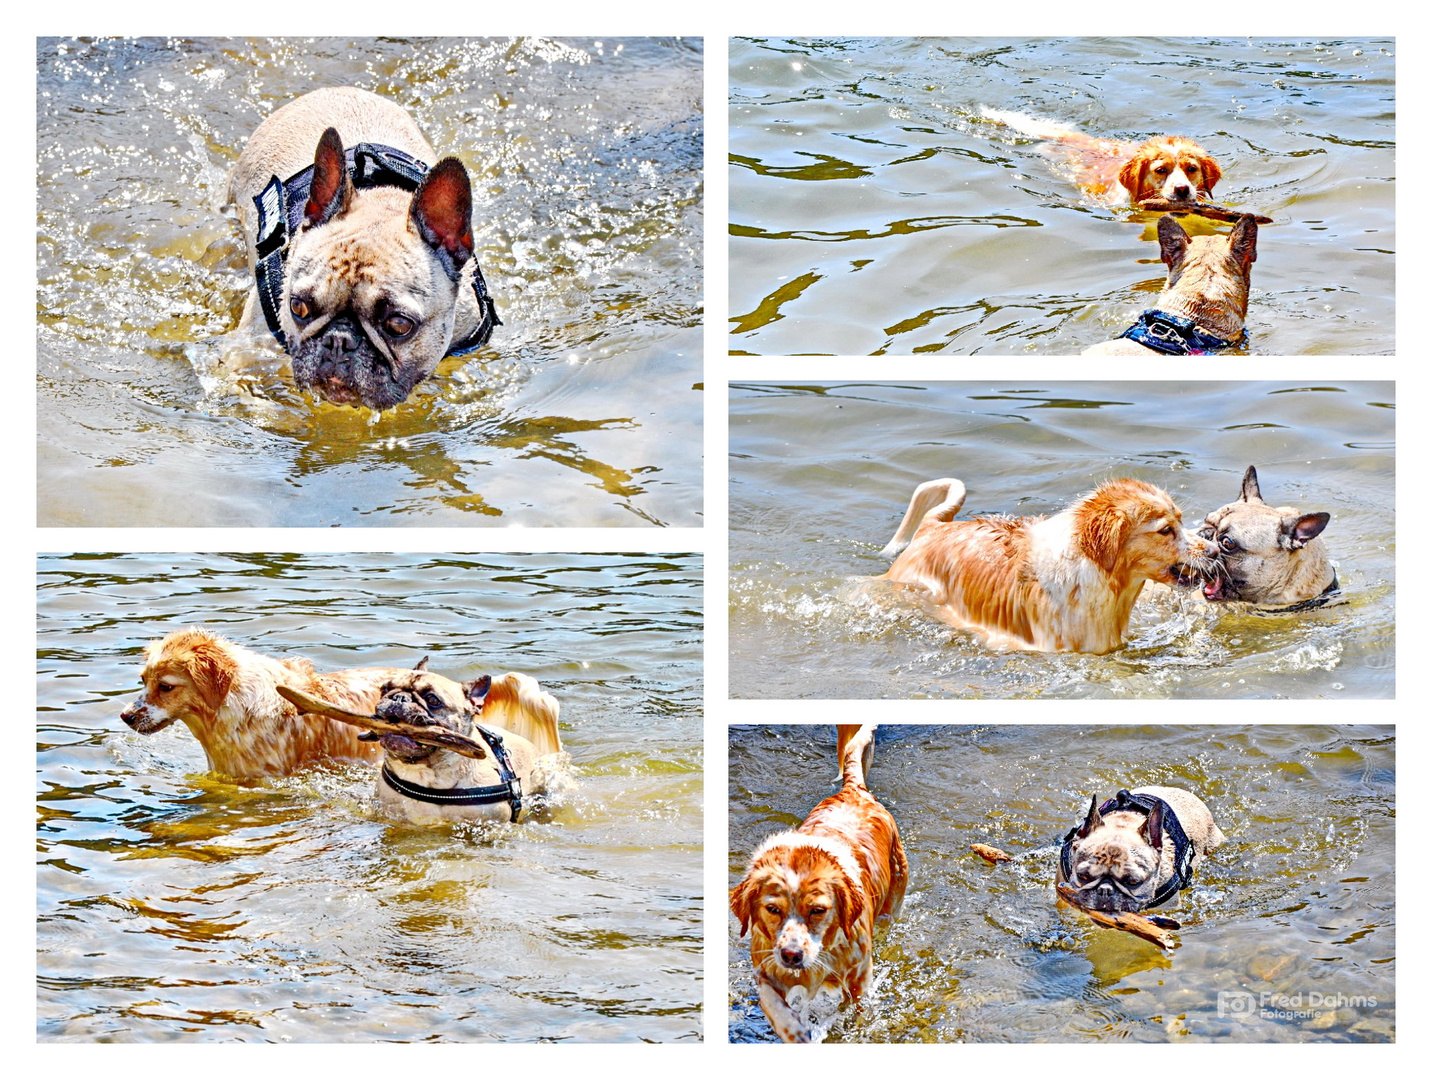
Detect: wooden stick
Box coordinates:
(1056, 882, 1180, 949)
(277, 684, 488, 759)
(1136, 198, 1273, 225)
(971, 843, 1014, 863)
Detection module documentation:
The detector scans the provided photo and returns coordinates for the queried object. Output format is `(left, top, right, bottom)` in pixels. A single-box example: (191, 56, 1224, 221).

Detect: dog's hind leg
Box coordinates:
(879, 478, 967, 558)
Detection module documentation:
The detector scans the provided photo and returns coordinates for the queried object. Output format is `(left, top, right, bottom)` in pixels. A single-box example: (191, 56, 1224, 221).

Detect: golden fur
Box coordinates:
(730, 725, 908, 1043)
(119, 629, 416, 778)
(982, 109, 1222, 204)
(877, 477, 1217, 654)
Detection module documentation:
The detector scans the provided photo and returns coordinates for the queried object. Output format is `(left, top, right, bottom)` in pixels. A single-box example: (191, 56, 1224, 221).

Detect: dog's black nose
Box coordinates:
(1172, 184, 1192, 200)
(779, 946, 805, 968)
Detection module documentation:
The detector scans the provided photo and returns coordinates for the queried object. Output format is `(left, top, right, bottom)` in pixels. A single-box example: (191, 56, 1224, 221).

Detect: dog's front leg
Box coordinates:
(756, 975, 813, 1043)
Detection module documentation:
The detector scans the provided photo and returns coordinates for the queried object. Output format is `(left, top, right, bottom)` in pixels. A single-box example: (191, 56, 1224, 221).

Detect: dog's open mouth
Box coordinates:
(1201, 569, 1243, 602)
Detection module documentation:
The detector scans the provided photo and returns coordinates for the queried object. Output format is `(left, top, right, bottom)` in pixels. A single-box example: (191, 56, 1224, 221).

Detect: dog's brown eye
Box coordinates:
(290, 297, 311, 321)
(1220, 537, 1240, 554)
(1158, 525, 1175, 536)
(765, 903, 782, 916)
(383, 314, 416, 339)
(808, 906, 828, 918)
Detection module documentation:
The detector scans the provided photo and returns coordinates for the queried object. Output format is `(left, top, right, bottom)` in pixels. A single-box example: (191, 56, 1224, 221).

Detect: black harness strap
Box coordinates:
(380, 724, 524, 821)
(1117, 309, 1246, 355)
(1059, 789, 1196, 909)
(251, 141, 500, 357)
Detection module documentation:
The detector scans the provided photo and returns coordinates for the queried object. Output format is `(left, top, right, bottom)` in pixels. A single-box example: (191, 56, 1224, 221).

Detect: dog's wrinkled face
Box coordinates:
(1064, 797, 1165, 912)
(374, 671, 486, 763)
(1074, 479, 1219, 587)
(731, 847, 854, 977)
(1199, 467, 1332, 604)
(282, 129, 475, 410)
(120, 633, 234, 735)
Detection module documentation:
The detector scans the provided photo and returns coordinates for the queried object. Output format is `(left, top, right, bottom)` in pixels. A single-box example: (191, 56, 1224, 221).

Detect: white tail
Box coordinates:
(979, 107, 1079, 141)
(835, 724, 877, 788)
(880, 478, 967, 559)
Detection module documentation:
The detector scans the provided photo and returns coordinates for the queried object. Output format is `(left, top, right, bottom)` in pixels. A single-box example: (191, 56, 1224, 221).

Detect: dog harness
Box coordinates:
(1117, 309, 1246, 355)
(380, 723, 524, 822)
(1059, 789, 1197, 909)
(250, 142, 500, 356)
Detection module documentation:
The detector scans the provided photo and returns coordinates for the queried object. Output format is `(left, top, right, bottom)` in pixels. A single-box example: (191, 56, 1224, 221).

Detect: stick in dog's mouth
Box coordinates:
(276, 684, 488, 759)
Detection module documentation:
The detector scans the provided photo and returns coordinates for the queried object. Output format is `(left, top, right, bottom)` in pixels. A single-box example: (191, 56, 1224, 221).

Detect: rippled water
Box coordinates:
(729, 37, 1394, 355)
(728, 724, 1394, 1043)
(729, 380, 1394, 698)
(37, 37, 702, 526)
(37, 552, 703, 1042)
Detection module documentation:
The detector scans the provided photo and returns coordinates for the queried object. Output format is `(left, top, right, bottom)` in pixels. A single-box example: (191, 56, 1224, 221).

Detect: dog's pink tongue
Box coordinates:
(1204, 575, 1222, 599)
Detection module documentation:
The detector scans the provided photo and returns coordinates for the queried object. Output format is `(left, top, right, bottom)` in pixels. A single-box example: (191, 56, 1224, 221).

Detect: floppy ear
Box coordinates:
(1079, 496, 1134, 574)
(305, 127, 352, 228)
(1141, 800, 1165, 850)
(1117, 154, 1149, 199)
(465, 674, 492, 713)
(187, 640, 234, 708)
(1077, 795, 1103, 839)
(729, 875, 757, 936)
(1199, 153, 1222, 194)
(1240, 466, 1264, 504)
(833, 869, 867, 936)
(1281, 512, 1330, 550)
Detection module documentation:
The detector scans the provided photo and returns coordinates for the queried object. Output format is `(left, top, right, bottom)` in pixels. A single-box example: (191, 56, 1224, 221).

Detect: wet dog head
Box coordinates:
(373, 669, 490, 763)
(1198, 466, 1333, 605)
(1119, 136, 1222, 202)
(730, 838, 863, 977)
(120, 629, 242, 736)
(1072, 478, 1219, 589)
(282, 128, 476, 409)
(1061, 796, 1167, 912)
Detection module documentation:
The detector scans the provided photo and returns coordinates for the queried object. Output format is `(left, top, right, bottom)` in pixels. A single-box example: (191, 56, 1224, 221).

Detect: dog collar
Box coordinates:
(1059, 789, 1197, 909)
(1260, 570, 1341, 615)
(250, 141, 500, 360)
(1117, 309, 1246, 355)
(379, 723, 524, 821)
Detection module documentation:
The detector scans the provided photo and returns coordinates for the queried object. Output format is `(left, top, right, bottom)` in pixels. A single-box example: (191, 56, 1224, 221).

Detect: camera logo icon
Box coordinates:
(1218, 991, 1257, 1018)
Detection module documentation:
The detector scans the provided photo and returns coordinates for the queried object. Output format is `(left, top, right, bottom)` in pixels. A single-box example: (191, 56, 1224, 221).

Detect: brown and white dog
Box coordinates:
(1083, 213, 1258, 356)
(730, 725, 908, 1043)
(981, 109, 1223, 205)
(120, 628, 408, 777)
(877, 476, 1217, 653)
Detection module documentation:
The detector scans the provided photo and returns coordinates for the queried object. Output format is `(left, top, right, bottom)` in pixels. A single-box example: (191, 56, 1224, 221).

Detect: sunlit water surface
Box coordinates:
(38, 36, 702, 526)
(729, 724, 1394, 1043)
(38, 552, 703, 1042)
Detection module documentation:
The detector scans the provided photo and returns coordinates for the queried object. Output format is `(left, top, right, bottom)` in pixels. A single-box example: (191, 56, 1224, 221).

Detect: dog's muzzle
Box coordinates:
(119, 700, 174, 735)
(1074, 878, 1149, 913)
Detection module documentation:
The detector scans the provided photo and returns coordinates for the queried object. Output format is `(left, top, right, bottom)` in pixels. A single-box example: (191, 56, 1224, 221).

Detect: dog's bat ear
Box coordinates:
(1230, 214, 1258, 267)
(410, 157, 474, 282)
(305, 127, 353, 228)
(413, 656, 429, 672)
(1142, 801, 1165, 850)
(1283, 512, 1330, 550)
(1078, 795, 1103, 839)
(465, 674, 492, 713)
(1157, 213, 1191, 269)
(1240, 466, 1263, 504)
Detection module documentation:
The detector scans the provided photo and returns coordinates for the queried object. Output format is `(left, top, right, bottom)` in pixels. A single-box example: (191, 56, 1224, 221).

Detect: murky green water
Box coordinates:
(37, 37, 702, 526)
(729, 380, 1394, 698)
(729, 724, 1394, 1042)
(729, 37, 1394, 355)
(37, 552, 703, 1042)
